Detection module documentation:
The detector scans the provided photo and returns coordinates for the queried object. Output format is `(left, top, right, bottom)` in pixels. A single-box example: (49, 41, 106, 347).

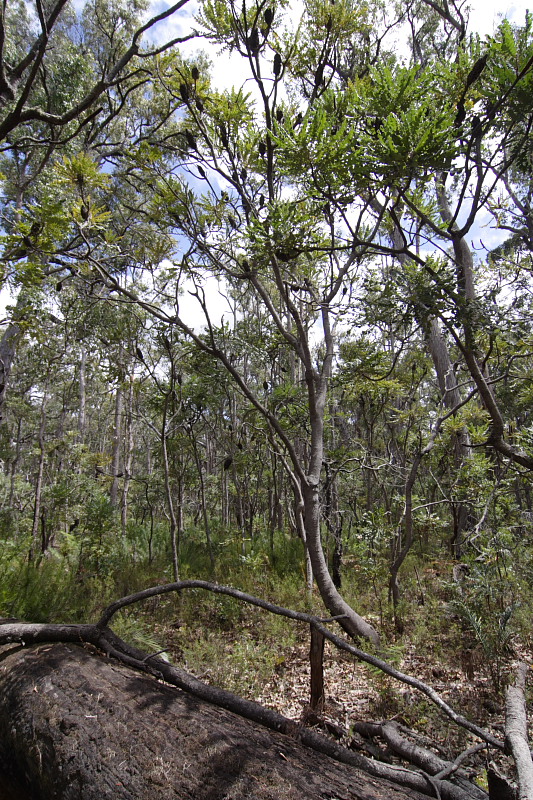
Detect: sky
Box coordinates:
(469, 0, 530, 35)
(169, 0, 533, 329)
(2, 0, 532, 330)
(157, 0, 533, 90)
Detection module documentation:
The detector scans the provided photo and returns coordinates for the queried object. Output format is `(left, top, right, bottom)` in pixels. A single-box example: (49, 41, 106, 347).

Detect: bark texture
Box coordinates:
(0, 321, 20, 423)
(504, 662, 533, 800)
(0, 642, 429, 800)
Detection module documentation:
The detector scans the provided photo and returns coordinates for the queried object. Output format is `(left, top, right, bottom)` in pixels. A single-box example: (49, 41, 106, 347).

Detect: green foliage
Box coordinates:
(1, 551, 100, 623)
(2, 0, 533, 747)
(446, 539, 525, 692)
(110, 613, 169, 657)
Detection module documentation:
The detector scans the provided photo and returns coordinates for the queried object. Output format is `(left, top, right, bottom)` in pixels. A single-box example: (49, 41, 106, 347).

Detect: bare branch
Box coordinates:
(95, 580, 504, 750)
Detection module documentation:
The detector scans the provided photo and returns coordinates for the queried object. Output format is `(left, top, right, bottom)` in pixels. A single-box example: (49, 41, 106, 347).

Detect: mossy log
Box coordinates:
(0, 642, 429, 800)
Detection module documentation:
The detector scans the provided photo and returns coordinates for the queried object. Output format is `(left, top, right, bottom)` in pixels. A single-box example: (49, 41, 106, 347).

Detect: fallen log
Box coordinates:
(0, 581, 502, 799)
(0, 641, 432, 800)
(351, 720, 487, 799)
(505, 662, 533, 800)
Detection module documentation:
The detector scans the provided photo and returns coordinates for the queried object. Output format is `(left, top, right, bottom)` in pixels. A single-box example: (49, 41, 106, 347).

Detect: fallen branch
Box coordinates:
(97, 579, 504, 751)
(433, 743, 487, 780)
(351, 720, 486, 799)
(505, 662, 533, 800)
(0, 623, 482, 800)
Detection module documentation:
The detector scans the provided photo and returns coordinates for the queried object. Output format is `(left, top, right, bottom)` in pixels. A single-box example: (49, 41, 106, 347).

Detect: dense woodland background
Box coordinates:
(1, 0, 533, 784)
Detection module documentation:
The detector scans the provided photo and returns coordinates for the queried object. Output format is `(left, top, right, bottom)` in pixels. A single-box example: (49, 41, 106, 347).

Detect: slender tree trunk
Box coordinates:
(78, 349, 87, 442)
(309, 625, 325, 711)
(269, 451, 283, 561)
(296, 493, 314, 595)
(190, 434, 215, 568)
(121, 376, 135, 537)
(29, 396, 47, 562)
(161, 397, 179, 581)
(231, 461, 247, 553)
(8, 417, 22, 509)
(389, 451, 422, 633)
(110, 379, 124, 509)
(324, 461, 343, 589)
(177, 471, 184, 557)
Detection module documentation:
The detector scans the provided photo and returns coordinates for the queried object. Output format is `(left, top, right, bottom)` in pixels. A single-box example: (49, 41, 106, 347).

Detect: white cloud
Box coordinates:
(177, 275, 233, 331)
(469, 0, 531, 36)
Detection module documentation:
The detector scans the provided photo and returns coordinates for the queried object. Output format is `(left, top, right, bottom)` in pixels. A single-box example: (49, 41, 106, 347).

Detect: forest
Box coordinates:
(1, 0, 533, 796)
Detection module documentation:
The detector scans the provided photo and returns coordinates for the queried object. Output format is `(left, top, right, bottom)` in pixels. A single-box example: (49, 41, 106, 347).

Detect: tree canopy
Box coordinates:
(2, 0, 533, 791)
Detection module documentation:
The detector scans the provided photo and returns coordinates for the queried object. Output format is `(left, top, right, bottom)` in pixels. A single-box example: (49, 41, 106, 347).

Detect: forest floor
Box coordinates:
(249, 635, 505, 752)
(90, 561, 533, 792)
(153, 610, 532, 790)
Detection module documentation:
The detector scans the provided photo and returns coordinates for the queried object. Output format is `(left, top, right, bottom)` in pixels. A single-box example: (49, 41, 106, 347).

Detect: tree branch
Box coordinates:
(95, 580, 504, 750)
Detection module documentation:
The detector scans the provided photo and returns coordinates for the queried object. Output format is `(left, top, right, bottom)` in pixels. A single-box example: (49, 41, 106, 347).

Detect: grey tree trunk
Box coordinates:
(0, 321, 21, 424)
(302, 480, 379, 644)
(110, 379, 124, 509)
(505, 662, 533, 800)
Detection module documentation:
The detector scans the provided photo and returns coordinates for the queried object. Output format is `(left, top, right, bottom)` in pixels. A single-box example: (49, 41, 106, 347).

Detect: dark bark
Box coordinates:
(0, 641, 432, 800)
(309, 625, 325, 711)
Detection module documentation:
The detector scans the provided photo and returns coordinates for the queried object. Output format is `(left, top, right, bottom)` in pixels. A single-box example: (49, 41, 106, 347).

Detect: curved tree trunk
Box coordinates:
(302, 480, 380, 645)
(0, 642, 429, 800)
